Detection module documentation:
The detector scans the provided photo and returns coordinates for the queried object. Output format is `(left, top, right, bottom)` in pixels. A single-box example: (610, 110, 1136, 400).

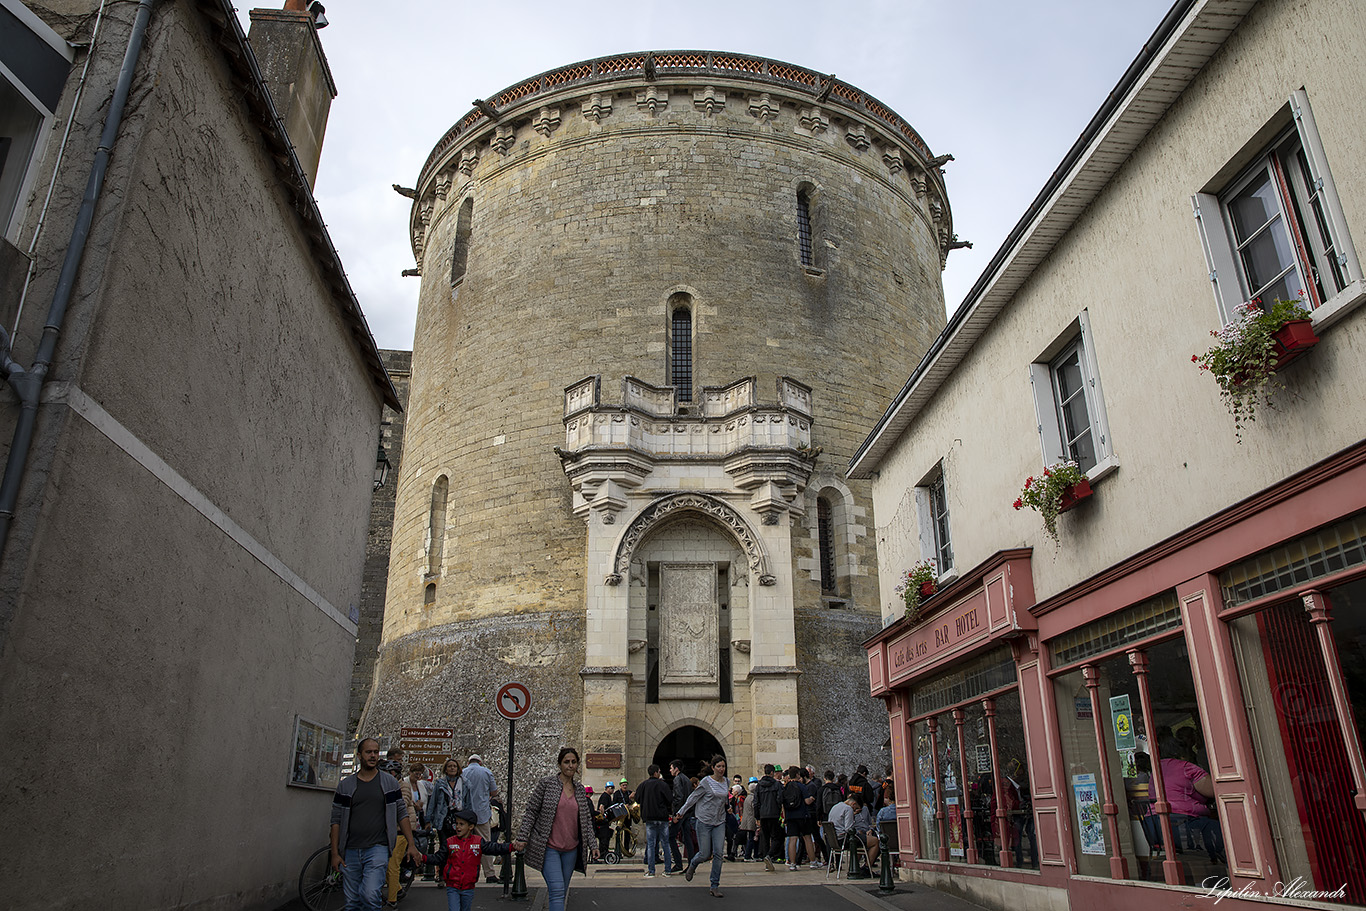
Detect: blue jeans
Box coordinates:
(645, 820, 672, 874)
(541, 846, 578, 911)
(689, 820, 725, 888)
(445, 888, 474, 911)
(342, 844, 390, 911)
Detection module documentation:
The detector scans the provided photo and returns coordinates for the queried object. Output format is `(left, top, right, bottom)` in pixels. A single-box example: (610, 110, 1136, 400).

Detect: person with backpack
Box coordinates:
(752, 764, 783, 872)
(782, 767, 818, 870)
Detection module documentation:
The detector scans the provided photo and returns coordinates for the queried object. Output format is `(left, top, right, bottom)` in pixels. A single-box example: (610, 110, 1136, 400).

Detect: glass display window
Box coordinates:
(1052, 635, 1227, 886)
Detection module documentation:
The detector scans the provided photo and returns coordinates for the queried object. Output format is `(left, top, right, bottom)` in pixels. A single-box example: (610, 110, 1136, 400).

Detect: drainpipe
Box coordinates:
(0, 0, 157, 561)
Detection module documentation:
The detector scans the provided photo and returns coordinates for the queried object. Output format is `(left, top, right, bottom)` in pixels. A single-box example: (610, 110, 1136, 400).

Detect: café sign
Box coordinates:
(887, 590, 989, 684)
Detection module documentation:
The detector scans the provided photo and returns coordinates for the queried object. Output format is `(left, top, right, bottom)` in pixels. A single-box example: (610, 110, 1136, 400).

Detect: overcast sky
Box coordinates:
(237, 0, 1175, 351)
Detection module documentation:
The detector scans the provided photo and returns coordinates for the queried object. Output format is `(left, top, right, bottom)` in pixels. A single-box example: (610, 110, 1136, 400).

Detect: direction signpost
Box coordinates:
(400, 726, 454, 767)
(496, 682, 532, 900)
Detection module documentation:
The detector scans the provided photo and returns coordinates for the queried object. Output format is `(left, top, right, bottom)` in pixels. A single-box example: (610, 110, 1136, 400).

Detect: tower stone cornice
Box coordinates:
(408, 50, 952, 261)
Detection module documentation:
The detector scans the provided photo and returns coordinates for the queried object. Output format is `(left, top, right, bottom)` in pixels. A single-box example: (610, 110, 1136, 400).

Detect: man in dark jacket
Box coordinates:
(752, 764, 784, 872)
(668, 760, 693, 870)
(636, 764, 674, 877)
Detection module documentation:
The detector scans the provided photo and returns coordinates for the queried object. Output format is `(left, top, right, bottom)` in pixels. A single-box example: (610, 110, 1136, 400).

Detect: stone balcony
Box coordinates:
(557, 375, 819, 523)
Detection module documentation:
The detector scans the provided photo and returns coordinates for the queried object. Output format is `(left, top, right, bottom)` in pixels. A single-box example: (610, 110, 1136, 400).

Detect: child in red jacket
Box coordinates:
(432, 808, 513, 911)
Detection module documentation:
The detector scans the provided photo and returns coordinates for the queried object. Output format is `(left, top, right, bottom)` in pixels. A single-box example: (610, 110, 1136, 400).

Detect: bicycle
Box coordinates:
(299, 841, 422, 911)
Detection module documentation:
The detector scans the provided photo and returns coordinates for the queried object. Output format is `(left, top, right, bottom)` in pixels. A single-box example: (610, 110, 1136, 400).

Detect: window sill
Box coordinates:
(1310, 279, 1366, 333)
(801, 265, 826, 278)
(935, 568, 959, 587)
(1085, 454, 1120, 486)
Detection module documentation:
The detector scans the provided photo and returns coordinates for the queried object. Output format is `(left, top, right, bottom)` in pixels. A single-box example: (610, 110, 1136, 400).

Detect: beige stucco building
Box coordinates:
(851, 1, 1366, 909)
(0, 3, 395, 908)
(363, 52, 961, 788)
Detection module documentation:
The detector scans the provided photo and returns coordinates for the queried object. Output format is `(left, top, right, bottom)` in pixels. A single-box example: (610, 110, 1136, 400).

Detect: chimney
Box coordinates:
(247, 1, 336, 187)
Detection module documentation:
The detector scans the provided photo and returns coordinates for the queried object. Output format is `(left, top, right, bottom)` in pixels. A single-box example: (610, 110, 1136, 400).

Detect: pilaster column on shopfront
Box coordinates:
(982, 697, 1011, 867)
(1303, 590, 1366, 815)
(952, 707, 979, 865)
(927, 716, 949, 861)
(1083, 663, 1128, 879)
(1127, 649, 1182, 884)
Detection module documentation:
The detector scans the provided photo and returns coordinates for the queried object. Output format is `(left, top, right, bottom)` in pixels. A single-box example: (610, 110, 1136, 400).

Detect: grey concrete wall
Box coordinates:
(0, 3, 381, 908)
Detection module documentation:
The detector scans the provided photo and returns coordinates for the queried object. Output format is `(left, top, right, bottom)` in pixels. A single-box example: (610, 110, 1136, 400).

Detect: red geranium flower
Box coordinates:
(1013, 498, 1023, 510)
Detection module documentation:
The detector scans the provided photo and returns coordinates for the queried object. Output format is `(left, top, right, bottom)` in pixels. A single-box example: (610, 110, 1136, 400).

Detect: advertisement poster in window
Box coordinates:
(290, 715, 343, 790)
(918, 739, 937, 824)
(1072, 773, 1105, 856)
(946, 797, 965, 858)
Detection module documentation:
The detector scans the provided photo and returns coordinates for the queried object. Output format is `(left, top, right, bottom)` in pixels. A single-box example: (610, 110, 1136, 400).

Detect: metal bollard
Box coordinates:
(499, 847, 512, 895)
(877, 828, 895, 893)
(510, 850, 529, 901)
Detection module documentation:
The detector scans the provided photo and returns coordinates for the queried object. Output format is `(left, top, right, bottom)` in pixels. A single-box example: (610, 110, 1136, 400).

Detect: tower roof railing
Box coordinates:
(417, 50, 933, 190)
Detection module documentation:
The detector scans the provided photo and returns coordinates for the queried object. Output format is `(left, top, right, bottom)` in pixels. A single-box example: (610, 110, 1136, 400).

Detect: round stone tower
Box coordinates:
(363, 51, 954, 790)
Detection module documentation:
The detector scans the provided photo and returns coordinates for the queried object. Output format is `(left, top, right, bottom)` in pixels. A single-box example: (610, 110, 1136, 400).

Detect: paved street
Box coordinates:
(374, 863, 990, 911)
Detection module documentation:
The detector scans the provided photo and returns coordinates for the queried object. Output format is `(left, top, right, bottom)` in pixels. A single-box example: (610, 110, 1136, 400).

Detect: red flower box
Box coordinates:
(1057, 478, 1093, 514)
(1270, 319, 1319, 370)
(919, 580, 936, 599)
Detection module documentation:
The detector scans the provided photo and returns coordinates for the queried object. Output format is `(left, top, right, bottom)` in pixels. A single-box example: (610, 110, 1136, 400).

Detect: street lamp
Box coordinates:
(373, 439, 391, 491)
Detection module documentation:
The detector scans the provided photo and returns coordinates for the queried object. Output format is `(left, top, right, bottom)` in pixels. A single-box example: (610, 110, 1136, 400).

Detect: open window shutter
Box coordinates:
(1192, 193, 1242, 323)
(1290, 89, 1361, 284)
(1028, 364, 1066, 465)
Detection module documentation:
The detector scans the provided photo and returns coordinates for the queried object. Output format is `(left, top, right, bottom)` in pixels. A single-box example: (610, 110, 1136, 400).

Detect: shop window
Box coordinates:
(1193, 90, 1362, 325)
(1219, 510, 1366, 609)
(1230, 578, 1366, 903)
(909, 646, 1036, 869)
(1029, 310, 1114, 477)
(1050, 590, 1181, 667)
(1052, 636, 1227, 886)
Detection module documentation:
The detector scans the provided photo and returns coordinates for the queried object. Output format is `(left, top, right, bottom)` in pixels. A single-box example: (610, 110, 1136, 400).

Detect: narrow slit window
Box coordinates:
(670, 306, 693, 402)
(818, 496, 836, 593)
(451, 198, 474, 284)
(797, 190, 813, 266)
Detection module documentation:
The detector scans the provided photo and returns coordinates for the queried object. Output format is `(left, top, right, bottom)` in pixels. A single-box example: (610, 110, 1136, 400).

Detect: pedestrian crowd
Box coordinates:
(327, 741, 893, 910)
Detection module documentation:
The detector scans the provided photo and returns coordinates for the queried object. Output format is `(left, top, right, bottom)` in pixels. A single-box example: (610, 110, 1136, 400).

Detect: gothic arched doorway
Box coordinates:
(653, 725, 725, 780)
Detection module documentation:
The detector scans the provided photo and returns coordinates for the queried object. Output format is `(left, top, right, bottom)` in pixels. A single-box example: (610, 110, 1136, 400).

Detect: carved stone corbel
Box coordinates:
(582, 93, 612, 123)
(534, 107, 561, 137)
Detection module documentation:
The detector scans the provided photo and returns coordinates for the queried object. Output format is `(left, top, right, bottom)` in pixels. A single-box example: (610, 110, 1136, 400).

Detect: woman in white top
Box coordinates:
(675, 755, 731, 897)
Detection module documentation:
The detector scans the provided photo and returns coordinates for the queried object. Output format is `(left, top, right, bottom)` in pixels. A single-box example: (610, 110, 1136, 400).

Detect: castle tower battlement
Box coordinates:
(363, 51, 953, 790)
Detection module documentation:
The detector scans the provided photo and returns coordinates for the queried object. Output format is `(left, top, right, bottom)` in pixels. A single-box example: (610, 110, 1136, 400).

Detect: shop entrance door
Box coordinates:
(1257, 585, 1366, 902)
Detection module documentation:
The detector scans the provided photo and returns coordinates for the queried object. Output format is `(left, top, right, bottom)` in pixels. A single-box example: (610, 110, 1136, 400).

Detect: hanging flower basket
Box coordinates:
(1014, 460, 1088, 544)
(1193, 295, 1315, 441)
(895, 560, 938, 622)
(1270, 319, 1320, 369)
(1057, 478, 1093, 514)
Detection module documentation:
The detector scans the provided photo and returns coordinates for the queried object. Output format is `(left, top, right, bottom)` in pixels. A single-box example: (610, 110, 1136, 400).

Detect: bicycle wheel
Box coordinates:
(299, 845, 347, 911)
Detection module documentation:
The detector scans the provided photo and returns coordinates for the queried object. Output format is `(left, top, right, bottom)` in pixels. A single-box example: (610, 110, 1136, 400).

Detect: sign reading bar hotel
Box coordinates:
(887, 590, 990, 684)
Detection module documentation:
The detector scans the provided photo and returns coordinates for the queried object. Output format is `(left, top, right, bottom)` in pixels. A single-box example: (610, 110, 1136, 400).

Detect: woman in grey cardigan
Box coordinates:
(674, 755, 732, 897)
(512, 748, 598, 911)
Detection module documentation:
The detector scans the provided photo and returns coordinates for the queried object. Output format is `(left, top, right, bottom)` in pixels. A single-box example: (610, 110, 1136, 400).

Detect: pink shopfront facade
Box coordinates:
(866, 443, 1366, 911)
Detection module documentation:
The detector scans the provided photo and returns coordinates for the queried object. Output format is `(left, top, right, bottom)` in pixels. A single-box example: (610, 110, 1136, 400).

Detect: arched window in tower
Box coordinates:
(797, 188, 813, 266)
(817, 495, 836, 593)
(451, 198, 474, 284)
(669, 300, 693, 403)
(426, 476, 449, 588)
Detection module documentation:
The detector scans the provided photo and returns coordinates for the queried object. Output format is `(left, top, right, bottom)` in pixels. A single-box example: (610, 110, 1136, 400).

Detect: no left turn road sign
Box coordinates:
(496, 681, 532, 720)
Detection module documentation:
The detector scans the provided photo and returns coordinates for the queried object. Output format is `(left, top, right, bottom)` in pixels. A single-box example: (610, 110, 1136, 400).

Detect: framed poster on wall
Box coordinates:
(289, 715, 343, 790)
